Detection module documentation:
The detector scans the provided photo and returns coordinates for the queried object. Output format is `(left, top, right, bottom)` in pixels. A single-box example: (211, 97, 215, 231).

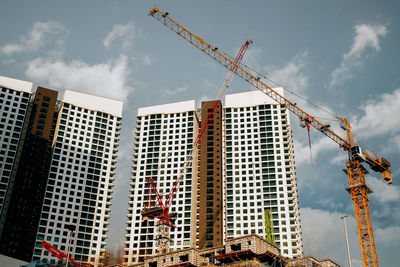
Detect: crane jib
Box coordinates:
(149, 6, 350, 151)
(148, 6, 392, 266)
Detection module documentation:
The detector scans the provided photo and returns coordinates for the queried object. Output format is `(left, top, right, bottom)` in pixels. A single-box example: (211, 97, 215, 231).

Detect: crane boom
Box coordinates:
(194, 39, 252, 148)
(41, 241, 79, 267)
(217, 40, 253, 101)
(149, 6, 393, 267)
(149, 6, 349, 150)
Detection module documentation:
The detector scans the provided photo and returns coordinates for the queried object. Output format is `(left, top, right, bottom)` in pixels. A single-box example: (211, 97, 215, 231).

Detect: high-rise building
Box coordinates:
(223, 90, 302, 258)
(0, 74, 124, 265)
(0, 86, 59, 261)
(125, 89, 303, 263)
(125, 100, 199, 265)
(31, 90, 123, 266)
(197, 100, 224, 249)
(0, 76, 33, 216)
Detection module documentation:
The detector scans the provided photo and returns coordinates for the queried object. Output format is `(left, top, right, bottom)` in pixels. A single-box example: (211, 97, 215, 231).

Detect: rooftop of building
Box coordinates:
(137, 88, 285, 118)
(62, 89, 123, 117)
(0, 75, 33, 93)
(224, 87, 284, 108)
(138, 100, 197, 116)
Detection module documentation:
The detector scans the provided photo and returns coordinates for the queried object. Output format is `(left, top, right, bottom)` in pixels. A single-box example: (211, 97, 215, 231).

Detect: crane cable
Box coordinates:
(219, 48, 341, 125)
(240, 62, 340, 120)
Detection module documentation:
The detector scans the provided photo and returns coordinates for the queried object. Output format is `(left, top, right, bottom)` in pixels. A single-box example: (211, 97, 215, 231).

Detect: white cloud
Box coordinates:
(103, 23, 135, 50)
(351, 259, 363, 267)
(387, 135, 400, 151)
(301, 207, 400, 267)
(328, 24, 387, 88)
(240, 48, 309, 96)
(245, 50, 309, 94)
(2, 59, 16, 65)
(161, 86, 188, 97)
(352, 88, 400, 138)
(347, 24, 387, 59)
(1, 21, 65, 55)
(301, 207, 361, 265)
(25, 55, 133, 100)
(368, 176, 400, 203)
(267, 52, 309, 94)
(375, 226, 400, 246)
(294, 136, 337, 166)
(143, 55, 152, 65)
(242, 47, 262, 71)
(330, 152, 348, 165)
(315, 197, 345, 210)
(293, 87, 400, 165)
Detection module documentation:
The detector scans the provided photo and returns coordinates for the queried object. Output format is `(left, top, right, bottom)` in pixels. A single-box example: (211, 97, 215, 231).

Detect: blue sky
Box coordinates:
(1, 1, 399, 266)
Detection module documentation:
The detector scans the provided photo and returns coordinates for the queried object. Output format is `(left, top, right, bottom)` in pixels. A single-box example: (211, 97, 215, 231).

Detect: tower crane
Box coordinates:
(141, 38, 252, 254)
(148, 6, 393, 267)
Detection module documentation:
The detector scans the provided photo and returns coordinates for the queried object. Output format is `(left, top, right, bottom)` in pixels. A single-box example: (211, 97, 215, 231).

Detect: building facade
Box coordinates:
(0, 76, 33, 216)
(0, 74, 123, 266)
(197, 100, 224, 249)
(0, 86, 59, 261)
(223, 90, 302, 258)
(125, 89, 303, 264)
(125, 100, 199, 265)
(29, 90, 123, 266)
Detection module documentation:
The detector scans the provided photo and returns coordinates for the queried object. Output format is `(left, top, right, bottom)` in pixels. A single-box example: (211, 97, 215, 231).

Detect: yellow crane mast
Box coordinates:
(148, 6, 393, 267)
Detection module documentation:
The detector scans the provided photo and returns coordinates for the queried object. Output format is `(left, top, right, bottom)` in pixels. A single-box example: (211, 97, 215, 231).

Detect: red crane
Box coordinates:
(41, 241, 80, 267)
(141, 39, 252, 254)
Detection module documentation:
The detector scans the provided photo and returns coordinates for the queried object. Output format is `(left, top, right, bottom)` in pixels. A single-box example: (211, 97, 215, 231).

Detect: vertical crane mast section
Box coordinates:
(344, 119, 379, 267)
(346, 161, 378, 266)
(149, 6, 393, 267)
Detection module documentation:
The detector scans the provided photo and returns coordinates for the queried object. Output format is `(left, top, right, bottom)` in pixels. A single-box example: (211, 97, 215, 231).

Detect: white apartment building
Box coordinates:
(0, 76, 33, 214)
(32, 90, 123, 266)
(223, 90, 303, 258)
(125, 100, 199, 265)
(125, 89, 302, 263)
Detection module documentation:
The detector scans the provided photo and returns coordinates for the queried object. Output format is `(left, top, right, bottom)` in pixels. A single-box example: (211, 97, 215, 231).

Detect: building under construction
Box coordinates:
(129, 235, 339, 267)
(125, 90, 303, 264)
